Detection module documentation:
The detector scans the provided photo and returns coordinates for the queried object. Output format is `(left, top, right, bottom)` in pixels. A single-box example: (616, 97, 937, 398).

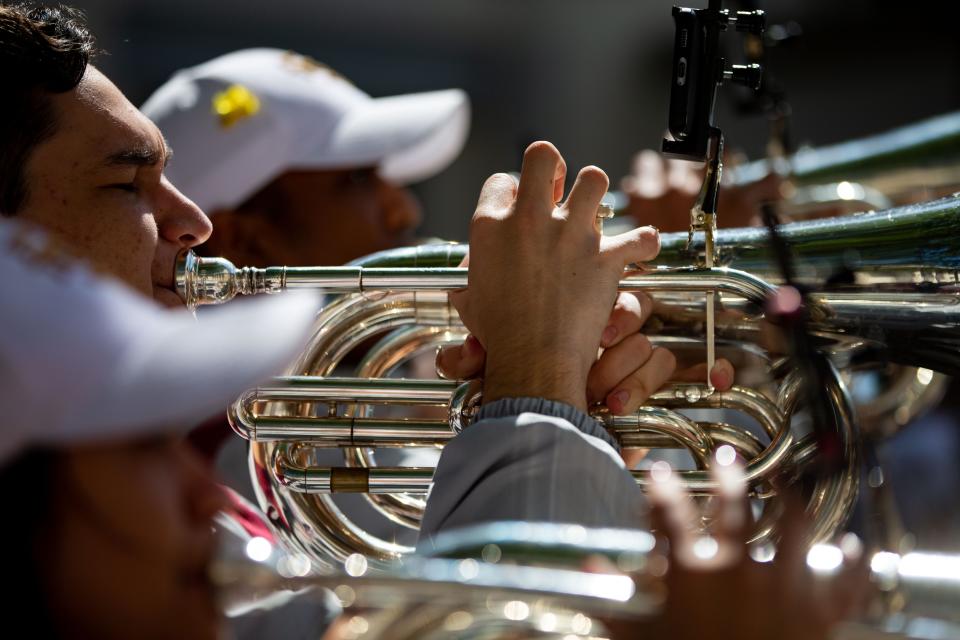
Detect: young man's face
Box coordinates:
(18, 66, 212, 308)
(45, 439, 229, 640)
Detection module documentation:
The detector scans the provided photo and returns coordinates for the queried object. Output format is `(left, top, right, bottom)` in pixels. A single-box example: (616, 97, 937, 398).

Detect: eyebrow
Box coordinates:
(103, 144, 173, 169)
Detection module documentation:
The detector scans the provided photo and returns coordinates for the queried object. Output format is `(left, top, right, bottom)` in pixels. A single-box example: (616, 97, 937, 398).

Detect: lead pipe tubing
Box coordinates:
(177, 248, 777, 309)
(178, 197, 960, 309)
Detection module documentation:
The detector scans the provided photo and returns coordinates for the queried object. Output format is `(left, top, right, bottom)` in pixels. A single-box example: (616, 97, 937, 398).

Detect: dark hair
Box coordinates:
(0, 3, 96, 215)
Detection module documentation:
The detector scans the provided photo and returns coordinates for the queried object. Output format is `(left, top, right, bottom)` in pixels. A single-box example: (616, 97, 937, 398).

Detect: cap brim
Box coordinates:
(299, 88, 470, 185)
(0, 223, 318, 462)
(70, 292, 319, 442)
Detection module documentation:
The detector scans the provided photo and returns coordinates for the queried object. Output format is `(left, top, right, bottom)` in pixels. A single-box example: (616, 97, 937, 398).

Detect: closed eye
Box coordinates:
(344, 168, 376, 187)
(103, 182, 140, 194)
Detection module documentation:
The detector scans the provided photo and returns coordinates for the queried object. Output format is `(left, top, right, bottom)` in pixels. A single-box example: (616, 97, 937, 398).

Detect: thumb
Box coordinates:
(436, 334, 487, 380)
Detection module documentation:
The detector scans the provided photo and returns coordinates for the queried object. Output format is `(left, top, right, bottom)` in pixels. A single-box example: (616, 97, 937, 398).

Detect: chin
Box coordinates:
(153, 285, 187, 309)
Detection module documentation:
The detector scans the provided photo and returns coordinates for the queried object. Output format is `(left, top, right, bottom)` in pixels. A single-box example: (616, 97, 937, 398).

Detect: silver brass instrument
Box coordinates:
(215, 521, 960, 640)
(189, 0, 960, 629)
(726, 110, 960, 215)
(177, 195, 960, 569)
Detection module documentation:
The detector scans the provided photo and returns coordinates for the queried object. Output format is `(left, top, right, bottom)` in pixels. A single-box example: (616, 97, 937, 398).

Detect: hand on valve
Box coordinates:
(436, 141, 734, 416)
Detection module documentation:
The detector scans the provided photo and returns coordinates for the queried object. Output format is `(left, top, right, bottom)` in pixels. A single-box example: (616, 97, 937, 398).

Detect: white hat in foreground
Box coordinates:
(142, 48, 470, 213)
(0, 221, 319, 464)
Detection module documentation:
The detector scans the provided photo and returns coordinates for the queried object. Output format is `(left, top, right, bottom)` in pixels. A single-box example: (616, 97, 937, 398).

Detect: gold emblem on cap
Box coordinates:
(212, 84, 261, 129)
(281, 51, 354, 86)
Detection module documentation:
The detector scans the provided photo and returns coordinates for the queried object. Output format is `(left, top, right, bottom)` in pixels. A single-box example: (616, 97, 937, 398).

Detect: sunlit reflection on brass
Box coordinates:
(178, 197, 960, 572)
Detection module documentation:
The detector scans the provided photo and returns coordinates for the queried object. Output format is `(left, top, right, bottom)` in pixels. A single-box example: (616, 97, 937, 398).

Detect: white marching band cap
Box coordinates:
(0, 221, 319, 464)
(142, 48, 471, 213)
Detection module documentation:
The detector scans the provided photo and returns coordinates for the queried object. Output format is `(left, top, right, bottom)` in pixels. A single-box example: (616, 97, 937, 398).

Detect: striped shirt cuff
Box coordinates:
(474, 397, 619, 452)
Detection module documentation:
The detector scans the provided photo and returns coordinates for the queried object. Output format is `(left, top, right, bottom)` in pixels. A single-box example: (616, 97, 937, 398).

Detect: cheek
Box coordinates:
(74, 455, 191, 555)
(127, 465, 196, 549)
(53, 465, 195, 633)
(337, 194, 389, 244)
(24, 184, 158, 294)
(329, 190, 382, 227)
(78, 213, 158, 296)
(55, 537, 181, 636)
(19, 173, 85, 241)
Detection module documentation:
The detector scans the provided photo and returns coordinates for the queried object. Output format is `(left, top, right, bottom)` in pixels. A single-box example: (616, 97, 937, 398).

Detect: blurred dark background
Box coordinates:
(69, 0, 960, 240)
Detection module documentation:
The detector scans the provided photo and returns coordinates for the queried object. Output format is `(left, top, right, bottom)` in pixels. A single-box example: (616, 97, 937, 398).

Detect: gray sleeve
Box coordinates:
(417, 398, 646, 551)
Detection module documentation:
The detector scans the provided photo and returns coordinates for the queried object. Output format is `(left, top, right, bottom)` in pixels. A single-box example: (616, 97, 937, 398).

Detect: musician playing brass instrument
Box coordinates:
(0, 2, 879, 639)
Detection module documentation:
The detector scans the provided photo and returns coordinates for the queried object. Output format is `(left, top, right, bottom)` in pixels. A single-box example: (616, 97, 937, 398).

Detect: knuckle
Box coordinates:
(638, 225, 661, 253)
(630, 376, 653, 404)
(524, 140, 559, 161)
(579, 165, 610, 191)
(513, 210, 543, 232)
(593, 353, 624, 389)
(657, 346, 678, 373)
(484, 171, 517, 192)
(593, 365, 617, 393)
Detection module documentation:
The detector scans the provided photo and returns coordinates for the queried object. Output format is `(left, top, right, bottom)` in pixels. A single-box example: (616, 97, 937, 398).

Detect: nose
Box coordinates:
(157, 176, 214, 249)
(378, 179, 422, 236)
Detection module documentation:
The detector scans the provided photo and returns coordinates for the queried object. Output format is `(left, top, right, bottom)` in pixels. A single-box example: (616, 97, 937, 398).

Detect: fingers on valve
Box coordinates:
(587, 333, 654, 405)
(604, 224, 661, 266)
(605, 346, 676, 415)
(516, 141, 567, 212)
(564, 165, 610, 225)
(601, 292, 653, 348)
(475, 173, 519, 220)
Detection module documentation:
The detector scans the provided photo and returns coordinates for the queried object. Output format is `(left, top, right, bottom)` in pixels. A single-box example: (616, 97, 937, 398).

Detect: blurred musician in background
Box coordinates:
(619, 147, 785, 232)
(141, 48, 469, 269)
